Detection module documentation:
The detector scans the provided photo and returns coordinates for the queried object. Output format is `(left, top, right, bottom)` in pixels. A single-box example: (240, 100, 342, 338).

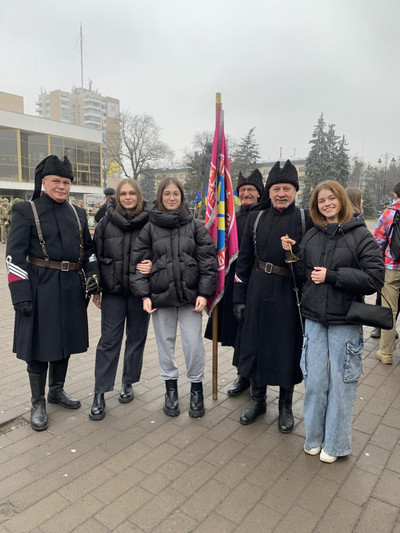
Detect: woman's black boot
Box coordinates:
(28, 372, 48, 431)
(240, 383, 267, 425)
(89, 393, 106, 420)
(278, 386, 294, 433)
(164, 380, 180, 417)
(189, 382, 205, 418)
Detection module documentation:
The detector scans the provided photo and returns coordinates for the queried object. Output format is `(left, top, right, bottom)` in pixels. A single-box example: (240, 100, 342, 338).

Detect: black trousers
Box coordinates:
(94, 293, 150, 394)
(27, 357, 69, 374)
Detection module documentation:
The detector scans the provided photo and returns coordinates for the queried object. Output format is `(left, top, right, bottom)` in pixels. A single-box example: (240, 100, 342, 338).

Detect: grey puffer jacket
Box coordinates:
(130, 201, 217, 308)
(298, 217, 385, 325)
(94, 199, 151, 295)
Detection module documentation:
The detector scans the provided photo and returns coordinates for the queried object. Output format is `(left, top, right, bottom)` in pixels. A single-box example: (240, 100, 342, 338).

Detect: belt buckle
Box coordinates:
(264, 262, 273, 274)
(61, 261, 70, 271)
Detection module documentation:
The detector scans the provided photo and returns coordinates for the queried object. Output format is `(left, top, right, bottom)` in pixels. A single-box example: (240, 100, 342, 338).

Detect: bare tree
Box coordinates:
(106, 111, 174, 182)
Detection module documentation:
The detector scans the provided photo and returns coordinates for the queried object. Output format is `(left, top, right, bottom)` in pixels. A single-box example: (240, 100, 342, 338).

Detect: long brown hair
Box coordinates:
(115, 178, 143, 214)
(310, 181, 353, 226)
(346, 187, 363, 213)
(156, 177, 185, 211)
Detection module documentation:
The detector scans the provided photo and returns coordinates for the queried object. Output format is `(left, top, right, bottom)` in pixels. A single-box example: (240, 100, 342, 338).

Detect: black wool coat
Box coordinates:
(130, 202, 217, 308)
(233, 203, 313, 388)
(94, 200, 150, 295)
(6, 193, 99, 362)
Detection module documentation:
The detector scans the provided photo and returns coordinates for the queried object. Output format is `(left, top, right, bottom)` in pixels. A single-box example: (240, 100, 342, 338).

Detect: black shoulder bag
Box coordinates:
(343, 232, 393, 330)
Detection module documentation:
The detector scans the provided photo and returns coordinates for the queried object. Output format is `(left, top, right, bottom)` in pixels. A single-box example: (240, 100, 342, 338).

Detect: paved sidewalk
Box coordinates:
(0, 241, 399, 532)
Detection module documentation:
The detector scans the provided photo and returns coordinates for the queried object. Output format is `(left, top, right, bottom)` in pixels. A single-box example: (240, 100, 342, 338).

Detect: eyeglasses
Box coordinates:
(45, 178, 72, 187)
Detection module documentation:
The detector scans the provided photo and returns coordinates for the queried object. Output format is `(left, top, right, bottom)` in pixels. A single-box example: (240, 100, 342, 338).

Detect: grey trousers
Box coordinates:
(152, 305, 205, 382)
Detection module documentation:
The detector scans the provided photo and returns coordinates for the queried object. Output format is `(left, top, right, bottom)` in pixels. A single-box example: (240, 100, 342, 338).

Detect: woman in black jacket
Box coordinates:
(282, 181, 384, 463)
(89, 178, 151, 420)
(130, 178, 217, 418)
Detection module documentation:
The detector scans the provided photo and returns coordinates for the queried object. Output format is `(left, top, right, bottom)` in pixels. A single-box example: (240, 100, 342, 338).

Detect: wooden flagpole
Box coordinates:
(212, 93, 222, 400)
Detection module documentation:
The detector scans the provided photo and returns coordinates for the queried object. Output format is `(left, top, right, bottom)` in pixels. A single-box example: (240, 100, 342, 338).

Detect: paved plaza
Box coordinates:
(0, 240, 399, 532)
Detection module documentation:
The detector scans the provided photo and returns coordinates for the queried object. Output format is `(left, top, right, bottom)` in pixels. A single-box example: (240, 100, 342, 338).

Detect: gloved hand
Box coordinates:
(233, 303, 246, 324)
(13, 301, 33, 317)
(85, 274, 101, 296)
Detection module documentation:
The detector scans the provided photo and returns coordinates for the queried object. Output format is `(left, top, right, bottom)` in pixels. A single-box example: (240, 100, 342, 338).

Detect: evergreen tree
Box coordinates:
(184, 131, 213, 203)
(336, 135, 350, 188)
(303, 114, 330, 205)
(140, 168, 157, 202)
(349, 157, 365, 188)
(230, 127, 260, 184)
(362, 186, 375, 219)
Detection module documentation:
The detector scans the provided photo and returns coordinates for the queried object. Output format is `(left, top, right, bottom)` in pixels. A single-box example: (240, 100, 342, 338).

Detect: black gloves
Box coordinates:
(14, 301, 32, 317)
(85, 274, 101, 296)
(233, 303, 246, 324)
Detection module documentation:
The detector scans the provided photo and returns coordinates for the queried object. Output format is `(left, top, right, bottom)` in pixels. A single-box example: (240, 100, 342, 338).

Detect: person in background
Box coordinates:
(130, 178, 217, 418)
(346, 187, 363, 218)
(95, 188, 115, 223)
(205, 169, 264, 397)
(89, 178, 152, 420)
(6, 155, 100, 431)
(374, 181, 400, 363)
(282, 180, 384, 462)
(0, 198, 11, 244)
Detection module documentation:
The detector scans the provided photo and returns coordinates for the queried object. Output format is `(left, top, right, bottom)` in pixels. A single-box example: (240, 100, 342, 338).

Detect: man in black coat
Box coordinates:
(233, 160, 312, 433)
(6, 155, 100, 431)
(204, 169, 264, 396)
(94, 187, 115, 223)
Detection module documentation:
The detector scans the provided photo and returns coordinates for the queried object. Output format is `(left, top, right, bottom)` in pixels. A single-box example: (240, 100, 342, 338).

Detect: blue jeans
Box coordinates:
(301, 319, 363, 457)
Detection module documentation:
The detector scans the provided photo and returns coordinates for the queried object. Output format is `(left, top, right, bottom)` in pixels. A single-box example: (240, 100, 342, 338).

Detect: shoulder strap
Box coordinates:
(29, 201, 49, 260)
(70, 204, 84, 264)
(252, 210, 264, 263)
(300, 208, 306, 238)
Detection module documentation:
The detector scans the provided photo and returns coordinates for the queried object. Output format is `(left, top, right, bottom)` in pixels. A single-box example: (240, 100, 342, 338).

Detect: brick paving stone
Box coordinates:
(246, 454, 291, 490)
(91, 465, 147, 504)
(2, 492, 69, 533)
(354, 497, 399, 533)
(315, 496, 362, 532)
(338, 467, 378, 507)
(382, 407, 400, 430)
(213, 453, 259, 489)
(179, 479, 231, 522)
(274, 505, 320, 533)
(58, 464, 115, 502)
(235, 503, 282, 532)
(352, 410, 382, 435)
(193, 512, 235, 532)
(170, 460, 219, 496)
(370, 423, 400, 451)
(355, 444, 391, 476)
(386, 444, 400, 474)
(134, 442, 180, 474)
(216, 480, 265, 524)
(296, 474, 338, 515)
(95, 485, 153, 530)
(71, 518, 111, 533)
(260, 474, 309, 515)
(128, 487, 186, 531)
(39, 494, 104, 533)
(174, 435, 221, 467)
(102, 441, 152, 474)
(138, 471, 171, 495)
(151, 509, 198, 533)
(372, 468, 400, 507)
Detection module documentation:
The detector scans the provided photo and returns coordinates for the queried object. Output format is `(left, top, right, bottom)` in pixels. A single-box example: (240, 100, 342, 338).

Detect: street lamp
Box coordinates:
(378, 153, 396, 206)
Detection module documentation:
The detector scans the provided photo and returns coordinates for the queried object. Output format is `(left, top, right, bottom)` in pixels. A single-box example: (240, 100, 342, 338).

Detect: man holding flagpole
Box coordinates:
(233, 161, 312, 433)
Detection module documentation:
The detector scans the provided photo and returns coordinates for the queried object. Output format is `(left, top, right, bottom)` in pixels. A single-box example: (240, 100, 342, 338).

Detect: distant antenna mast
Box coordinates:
(80, 23, 84, 88)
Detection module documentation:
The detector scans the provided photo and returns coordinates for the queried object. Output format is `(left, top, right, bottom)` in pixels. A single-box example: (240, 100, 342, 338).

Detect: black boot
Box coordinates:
(189, 382, 205, 418)
(28, 372, 48, 431)
(119, 382, 134, 404)
(47, 359, 81, 409)
(278, 386, 294, 433)
(240, 383, 266, 425)
(89, 393, 105, 421)
(164, 380, 180, 417)
(227, 374, 251, 397)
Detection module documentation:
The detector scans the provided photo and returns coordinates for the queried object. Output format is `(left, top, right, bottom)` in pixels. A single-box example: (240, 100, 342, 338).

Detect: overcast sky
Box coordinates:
(1, 0, 399, 166)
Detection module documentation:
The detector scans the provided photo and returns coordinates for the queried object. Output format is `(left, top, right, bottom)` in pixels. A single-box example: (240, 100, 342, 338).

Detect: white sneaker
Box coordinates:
(320, 449, 337, 463)
(304, 446, 321, 456)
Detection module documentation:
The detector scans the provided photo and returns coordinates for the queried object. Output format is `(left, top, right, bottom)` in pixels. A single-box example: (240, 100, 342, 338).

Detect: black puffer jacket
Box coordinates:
(130, 202, 217, 308)
(94, 199, 151, 295)
(298, 217, 385, 325)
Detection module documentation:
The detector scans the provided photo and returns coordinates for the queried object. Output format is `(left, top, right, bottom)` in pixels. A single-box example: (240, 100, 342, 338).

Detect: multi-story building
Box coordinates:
(0, 108, 103, 204)
(36, 87, 120, 189)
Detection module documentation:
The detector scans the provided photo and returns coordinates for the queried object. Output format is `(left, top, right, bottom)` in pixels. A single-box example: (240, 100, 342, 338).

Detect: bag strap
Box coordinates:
(252, 210, 264, 263)
(300, 208, 306, 238)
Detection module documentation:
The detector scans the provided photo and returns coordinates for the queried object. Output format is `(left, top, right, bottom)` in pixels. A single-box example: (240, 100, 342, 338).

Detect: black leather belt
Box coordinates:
(256, 260, 290, 277)
(28, 256, 82, 271)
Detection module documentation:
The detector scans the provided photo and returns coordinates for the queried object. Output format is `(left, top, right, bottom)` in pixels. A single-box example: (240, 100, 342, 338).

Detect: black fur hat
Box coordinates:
(33, 155, 74, 200)
(103, 187, 115, 196)
(265, 160, 299, 192)
(236, 169, 264, 197)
